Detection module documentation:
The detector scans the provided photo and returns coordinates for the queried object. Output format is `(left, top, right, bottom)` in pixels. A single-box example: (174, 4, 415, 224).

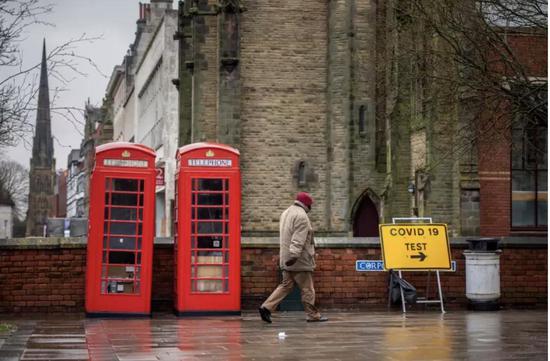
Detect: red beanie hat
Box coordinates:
(296, 192, 313, 207)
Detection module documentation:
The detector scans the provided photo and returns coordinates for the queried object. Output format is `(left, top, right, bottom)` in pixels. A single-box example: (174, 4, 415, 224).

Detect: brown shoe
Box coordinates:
(307, 316, 328, 322)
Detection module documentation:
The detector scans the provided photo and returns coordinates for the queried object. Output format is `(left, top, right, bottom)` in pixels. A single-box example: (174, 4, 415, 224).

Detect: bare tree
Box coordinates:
(0, 0, 104, 148)
(382, 0, 547, 169)
(0, 158, 29, 219)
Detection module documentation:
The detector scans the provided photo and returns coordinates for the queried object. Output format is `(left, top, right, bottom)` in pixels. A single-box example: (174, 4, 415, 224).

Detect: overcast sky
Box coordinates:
(5, 1, 175, 169)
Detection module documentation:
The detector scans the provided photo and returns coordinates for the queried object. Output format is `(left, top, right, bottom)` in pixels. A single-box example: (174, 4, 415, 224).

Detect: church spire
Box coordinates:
(31, 39, 54, 168)
(26, 39, 56, 236)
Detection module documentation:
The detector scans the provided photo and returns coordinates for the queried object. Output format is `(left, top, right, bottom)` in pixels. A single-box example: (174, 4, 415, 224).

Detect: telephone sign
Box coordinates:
(379, 223, 451, 270)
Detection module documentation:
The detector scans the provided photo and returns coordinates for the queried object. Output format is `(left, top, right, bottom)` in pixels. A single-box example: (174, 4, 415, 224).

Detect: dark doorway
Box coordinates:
(353, 195, 379, 237)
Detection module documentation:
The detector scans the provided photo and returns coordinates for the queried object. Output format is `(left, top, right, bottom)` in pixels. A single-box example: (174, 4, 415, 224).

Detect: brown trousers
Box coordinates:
(261, 270, 321, 320)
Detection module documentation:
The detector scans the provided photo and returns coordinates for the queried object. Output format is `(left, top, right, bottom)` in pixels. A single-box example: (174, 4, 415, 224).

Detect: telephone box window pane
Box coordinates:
(197, 207, 223, 219)
(197, 236, 223, 248)
(108, 251, 136, 264)
(106, 281, 135, 294)
(197, 222, 223, 234)
(198, 179, 223, 191)
(196, 280, 223, 293)
(112, 179, 139, 192)
(108, 222, 138, 235)
(197, 193, 223, 205)
(111, 193, 139, 206)
(107, 265, 135, 279)
(110, 208, 140, 221)
(109, 237, 136, 250)
(137, 238, 142, 249)
(197, 251, 223, 263)
(197, 265, 223, 278)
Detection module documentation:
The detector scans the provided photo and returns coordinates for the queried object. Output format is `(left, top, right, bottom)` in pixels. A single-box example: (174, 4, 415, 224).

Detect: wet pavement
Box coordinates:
(0, 310, 546, 360)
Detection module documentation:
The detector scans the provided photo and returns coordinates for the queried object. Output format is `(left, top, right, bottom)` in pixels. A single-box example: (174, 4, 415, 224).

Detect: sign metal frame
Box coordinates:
(385, 217, 447, 314)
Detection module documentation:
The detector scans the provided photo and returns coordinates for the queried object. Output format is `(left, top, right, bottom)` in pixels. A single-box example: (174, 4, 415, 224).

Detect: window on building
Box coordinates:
(511, 115, 547, 229)
(358, 105, 366, 134)
(298, 161, 307, 186)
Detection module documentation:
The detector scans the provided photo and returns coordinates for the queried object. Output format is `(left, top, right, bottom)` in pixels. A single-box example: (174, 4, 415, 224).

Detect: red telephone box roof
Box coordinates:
(96, 142, 156, 158)
(176, 142, 240, 157)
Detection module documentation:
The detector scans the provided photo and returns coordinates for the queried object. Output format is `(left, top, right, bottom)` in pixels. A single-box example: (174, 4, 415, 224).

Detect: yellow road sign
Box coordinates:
(379, 223, 451, 270)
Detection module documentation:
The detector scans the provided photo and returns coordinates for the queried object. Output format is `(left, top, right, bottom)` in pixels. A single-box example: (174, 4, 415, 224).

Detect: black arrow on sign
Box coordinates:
(410, 252, 427, 262)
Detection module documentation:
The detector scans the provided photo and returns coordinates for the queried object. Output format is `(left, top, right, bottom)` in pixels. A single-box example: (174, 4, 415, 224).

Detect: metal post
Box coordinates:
(399, 270, 406, 313)
(436, 271, 445, 313)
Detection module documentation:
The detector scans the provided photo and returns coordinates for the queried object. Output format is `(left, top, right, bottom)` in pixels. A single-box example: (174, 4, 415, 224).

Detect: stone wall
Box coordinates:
(0, 238, 546, 313)
(239, 0, 331, 234)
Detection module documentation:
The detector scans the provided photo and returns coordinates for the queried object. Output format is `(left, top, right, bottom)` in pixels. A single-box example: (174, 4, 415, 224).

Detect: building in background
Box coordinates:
(0, 188, 15, 239)
(53, 169, 67, 218)
(66, 149, 86, 218)
(75, 100, 114, 219)
(108, 0, 178, 237)
(26, 41, 56, 236)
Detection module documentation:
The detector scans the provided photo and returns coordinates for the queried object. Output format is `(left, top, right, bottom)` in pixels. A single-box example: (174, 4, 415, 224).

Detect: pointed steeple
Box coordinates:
(26, 39, 56, 236)
(32, 39, 54, 168)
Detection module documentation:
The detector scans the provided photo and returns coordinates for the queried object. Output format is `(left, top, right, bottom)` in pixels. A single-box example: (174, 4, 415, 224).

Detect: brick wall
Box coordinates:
(478, 32, 547, 237)
(0, 244, 546, 313)
(0, 249, 86, 313)
(478, 131, 511, 237)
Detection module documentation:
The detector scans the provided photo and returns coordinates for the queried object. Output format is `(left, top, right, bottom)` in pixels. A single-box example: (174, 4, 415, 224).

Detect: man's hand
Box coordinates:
(285, 257, 298, 267)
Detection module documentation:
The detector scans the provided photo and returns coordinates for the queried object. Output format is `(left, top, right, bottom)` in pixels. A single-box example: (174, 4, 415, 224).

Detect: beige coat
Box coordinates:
(279, 201, 316, 272)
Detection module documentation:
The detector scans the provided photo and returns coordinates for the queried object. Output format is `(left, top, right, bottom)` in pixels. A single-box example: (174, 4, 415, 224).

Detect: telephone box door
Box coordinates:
(175, 143, 241, 315)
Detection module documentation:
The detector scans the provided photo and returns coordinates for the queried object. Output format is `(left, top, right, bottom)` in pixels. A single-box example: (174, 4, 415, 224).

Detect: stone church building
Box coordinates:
(26, 41, 56, 236)
(174, 0, 493, 238)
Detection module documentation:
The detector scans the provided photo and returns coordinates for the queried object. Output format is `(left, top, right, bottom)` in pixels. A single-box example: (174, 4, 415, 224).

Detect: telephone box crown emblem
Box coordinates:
(122, 150, 131, 158)
(206, 150, 215, 157)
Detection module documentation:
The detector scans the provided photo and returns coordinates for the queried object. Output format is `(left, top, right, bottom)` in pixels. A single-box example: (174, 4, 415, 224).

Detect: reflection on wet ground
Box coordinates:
(0, 310, 546, 360)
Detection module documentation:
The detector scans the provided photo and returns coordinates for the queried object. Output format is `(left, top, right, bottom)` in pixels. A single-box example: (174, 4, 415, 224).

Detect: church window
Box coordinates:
(298, 161, 306, 186)
(358, 105, 366, 134)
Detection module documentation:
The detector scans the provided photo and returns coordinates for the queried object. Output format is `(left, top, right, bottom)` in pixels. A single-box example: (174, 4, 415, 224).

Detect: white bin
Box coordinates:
(464, 250, 501, 302)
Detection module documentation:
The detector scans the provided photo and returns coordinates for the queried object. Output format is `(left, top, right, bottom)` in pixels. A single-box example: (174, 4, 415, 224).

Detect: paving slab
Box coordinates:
(0, 310, 546, 360)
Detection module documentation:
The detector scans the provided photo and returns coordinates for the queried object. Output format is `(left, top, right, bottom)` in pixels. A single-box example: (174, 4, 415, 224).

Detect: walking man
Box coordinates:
(259, 192, 328, 323)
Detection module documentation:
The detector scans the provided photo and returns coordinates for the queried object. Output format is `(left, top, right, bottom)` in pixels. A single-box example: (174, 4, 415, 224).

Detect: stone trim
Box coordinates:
(0, 236, 546, 249)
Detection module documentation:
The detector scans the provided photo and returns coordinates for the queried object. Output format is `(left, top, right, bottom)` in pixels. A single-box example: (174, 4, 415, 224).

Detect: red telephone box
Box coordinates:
(174, 143, 241, 315)
(85, 142, 156, 316)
